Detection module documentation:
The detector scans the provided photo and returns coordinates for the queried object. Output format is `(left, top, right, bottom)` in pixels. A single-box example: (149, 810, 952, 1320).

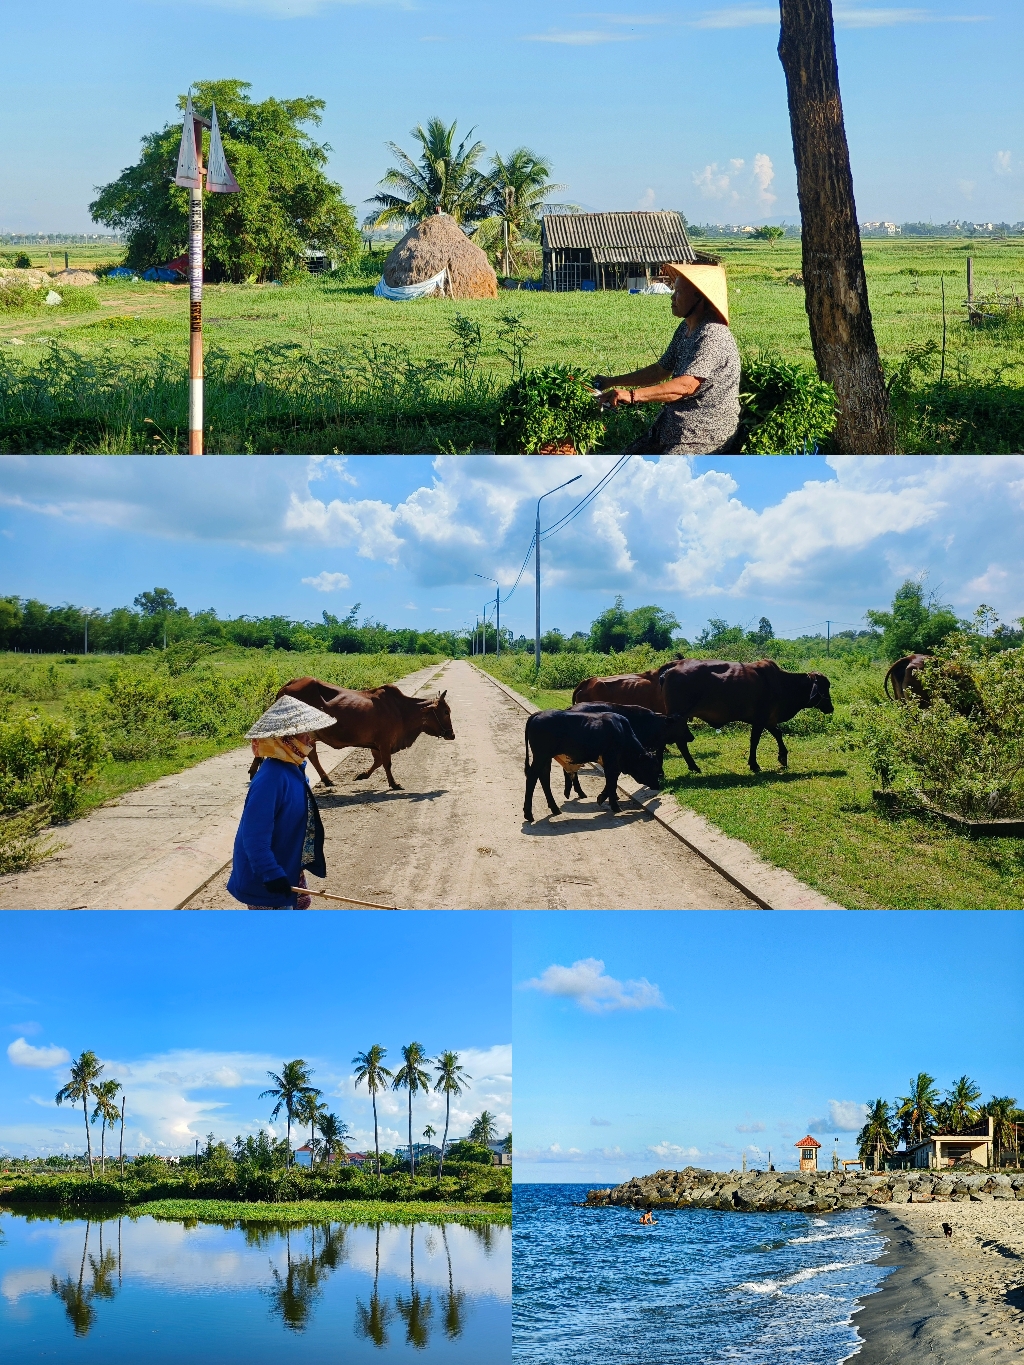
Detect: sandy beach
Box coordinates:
(855, 1199, 1024, 1362)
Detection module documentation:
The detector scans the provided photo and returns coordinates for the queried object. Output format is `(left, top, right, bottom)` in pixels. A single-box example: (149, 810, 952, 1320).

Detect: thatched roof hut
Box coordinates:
(380, 213, 497, 300)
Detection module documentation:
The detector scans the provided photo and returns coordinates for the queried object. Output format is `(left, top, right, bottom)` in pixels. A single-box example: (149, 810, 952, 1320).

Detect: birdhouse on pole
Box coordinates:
(795, 1135, 821, 1171)
(173, 92, 239, 454)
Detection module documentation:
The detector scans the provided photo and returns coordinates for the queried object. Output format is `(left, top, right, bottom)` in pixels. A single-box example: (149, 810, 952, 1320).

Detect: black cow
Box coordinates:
(523, 709, 664, 823)
(661, 659, 834, 773)
(559, 703, 694, 800)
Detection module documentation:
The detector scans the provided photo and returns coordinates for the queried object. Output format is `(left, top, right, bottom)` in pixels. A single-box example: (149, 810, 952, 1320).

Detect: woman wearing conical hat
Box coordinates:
(594, 263, 741, 455)
(226, 695, 335, 910)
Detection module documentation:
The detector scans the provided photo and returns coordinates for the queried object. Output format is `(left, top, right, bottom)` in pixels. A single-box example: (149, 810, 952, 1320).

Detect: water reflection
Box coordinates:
(0, 1209, 509, 1360)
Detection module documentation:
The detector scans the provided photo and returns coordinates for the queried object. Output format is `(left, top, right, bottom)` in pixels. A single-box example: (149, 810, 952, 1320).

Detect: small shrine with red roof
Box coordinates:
(794, 1135, 821, 1171)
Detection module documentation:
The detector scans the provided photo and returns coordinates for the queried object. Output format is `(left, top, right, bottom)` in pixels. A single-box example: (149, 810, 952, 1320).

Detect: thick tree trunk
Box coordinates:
(778, 0, 894, 452)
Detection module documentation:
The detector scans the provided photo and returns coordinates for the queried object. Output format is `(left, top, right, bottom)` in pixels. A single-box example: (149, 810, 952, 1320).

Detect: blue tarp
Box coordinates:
(142, 267, 183, 282)
(106, 267, 134, 278)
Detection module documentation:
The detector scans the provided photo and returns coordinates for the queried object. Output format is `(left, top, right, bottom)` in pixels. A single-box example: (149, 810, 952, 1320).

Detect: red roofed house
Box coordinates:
(795, 1136, 821, 1171)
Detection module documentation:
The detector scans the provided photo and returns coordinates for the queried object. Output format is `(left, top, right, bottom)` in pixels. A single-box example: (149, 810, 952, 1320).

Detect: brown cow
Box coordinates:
(661, 659, 833, 773)
(884, 653, 932, 702)
(571, 667, 668, 712)
(248, 677, 454, 789)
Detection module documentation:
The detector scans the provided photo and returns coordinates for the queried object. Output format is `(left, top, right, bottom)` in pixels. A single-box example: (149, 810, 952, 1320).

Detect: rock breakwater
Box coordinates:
(585, 1166, 1024, 1213)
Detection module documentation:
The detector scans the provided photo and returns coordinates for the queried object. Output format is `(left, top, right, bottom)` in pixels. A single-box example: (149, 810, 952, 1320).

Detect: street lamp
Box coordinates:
(476, 574, 500, 656)
(535, 475, 581, 672)
(82, 608, 99, 656)
(174, 92, 240, 455)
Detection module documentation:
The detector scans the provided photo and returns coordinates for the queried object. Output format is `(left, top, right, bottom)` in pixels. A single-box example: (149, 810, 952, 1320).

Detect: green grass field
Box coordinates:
(2, 237, 1022, 452)
(474, 655, 1024, 911)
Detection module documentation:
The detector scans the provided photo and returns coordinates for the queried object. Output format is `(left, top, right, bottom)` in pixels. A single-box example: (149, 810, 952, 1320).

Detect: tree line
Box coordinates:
(856, 1072, 1021, 1170)
(49, 1045, 508, 1183)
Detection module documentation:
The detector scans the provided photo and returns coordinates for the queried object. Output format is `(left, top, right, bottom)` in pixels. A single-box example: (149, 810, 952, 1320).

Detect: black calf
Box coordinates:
(523, 710, 664, 824)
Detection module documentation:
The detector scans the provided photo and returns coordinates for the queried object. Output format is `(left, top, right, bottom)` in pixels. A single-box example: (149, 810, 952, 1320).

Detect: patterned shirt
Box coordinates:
(654, 320, 741, 454)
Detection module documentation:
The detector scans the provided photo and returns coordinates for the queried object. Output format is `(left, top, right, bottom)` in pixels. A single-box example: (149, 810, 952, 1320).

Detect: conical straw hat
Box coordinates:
(663, 263, 729, 326)
(245, 695, 336, 739)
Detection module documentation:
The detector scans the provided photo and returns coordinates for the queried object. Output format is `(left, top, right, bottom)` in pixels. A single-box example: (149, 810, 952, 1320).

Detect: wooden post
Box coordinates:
(967, 256, 974, 305)
(778, 0, 893, 452)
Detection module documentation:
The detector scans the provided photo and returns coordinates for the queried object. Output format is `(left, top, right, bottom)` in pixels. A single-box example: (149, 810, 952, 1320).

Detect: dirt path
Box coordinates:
(186, 660, 755, 911)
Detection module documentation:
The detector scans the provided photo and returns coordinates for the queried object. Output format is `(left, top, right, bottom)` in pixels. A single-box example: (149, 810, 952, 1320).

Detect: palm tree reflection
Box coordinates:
(265, 1222, 346, 1333)
(355, 1224, 393, 1347)
(440, 1224, 467, 1340)
(394, 1224, 433, 1349)
(51, 1218, 121, 1337)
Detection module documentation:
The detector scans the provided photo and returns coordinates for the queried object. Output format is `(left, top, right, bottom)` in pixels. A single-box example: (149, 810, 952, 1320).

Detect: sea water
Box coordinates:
(512, 1183, 889, 1365)
(0, 1210, 510, 1363)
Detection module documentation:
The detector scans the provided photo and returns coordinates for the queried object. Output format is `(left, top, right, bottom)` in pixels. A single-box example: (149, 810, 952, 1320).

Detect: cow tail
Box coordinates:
(884, 660, 899, 700)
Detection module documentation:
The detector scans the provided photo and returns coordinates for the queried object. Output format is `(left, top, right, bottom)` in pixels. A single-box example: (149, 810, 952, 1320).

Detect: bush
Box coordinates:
(738, 351, 838, 454)
(862, 641, 1024, 817)
(0, 714, 104, 821)
(496, 364, 605, 453)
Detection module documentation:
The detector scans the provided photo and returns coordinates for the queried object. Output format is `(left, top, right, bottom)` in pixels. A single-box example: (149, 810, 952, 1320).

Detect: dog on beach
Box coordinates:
(942, 1222, 953, 1241)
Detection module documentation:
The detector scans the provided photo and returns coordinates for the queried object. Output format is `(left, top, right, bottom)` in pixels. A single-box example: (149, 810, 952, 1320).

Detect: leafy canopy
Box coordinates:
(866, 579, 961, 659)
(367, 118, 489, 227)
(589, 596, 681, 653)
(90, 81, 360, 282)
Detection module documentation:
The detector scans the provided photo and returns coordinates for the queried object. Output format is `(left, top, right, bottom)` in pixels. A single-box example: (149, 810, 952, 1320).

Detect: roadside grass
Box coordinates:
(0, 649, 441, 820)
(474, 653, 1024, 910)
(3, 237, 1022, 452)
(136, 1198, 510, 1226)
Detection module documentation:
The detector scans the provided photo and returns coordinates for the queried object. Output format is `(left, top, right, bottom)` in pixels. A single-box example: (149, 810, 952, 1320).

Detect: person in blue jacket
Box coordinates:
(226, 694, 335, 909)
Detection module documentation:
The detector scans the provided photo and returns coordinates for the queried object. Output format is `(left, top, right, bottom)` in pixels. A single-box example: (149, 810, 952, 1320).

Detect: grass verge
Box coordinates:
(135, 1198, 509, 1225)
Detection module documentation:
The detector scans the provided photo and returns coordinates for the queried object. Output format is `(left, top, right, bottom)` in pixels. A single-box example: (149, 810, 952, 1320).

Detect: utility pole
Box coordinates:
(476, 574, 500, 657)
(535, 475, 581, 673)
(174, 93, 239, 455)
(826, 619, 831, 656)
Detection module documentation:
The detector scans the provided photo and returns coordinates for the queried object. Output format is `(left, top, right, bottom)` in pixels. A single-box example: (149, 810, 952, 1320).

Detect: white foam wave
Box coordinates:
(789, 1228, 869, 1244)
(737, 1261, 858, 1294)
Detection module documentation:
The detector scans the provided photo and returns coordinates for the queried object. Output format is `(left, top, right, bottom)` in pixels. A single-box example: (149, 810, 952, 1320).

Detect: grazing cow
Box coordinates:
(523, 709, 664, 823)
(248, 677, 454, 789)
(884, 653, 932, 702)
(571, 667, 668, 713)
(559, 703, 694, 799)
(661, 659, 834, 773)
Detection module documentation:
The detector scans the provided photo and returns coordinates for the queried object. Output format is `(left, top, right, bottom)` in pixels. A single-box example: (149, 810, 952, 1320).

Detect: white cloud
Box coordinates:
(693, 6, 776, 26)
(520, 957, 666, 1013)
(7, 1038, 71, 1069)
(959, 179, 976, 199)
(752, 152, 776, 208)
(637, 187, 656, 210)
(807, 1099, 868, 1133)
(647, 1141, 701, 1159)
(694, 162, 737, 201)
(591, 1116, 612, 1126)
(736, 1121, 766, 1133)
(301, 570, 351, 592)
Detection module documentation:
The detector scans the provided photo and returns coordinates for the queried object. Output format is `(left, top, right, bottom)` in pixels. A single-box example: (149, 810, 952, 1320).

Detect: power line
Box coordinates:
(541, 455, 633, 541)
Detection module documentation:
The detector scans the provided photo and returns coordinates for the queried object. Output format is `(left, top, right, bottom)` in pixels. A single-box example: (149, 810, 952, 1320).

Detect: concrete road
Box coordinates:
(187, 660, 755, 910)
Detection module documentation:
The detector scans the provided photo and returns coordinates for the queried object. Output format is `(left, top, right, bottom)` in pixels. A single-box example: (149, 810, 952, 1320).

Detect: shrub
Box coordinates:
(739, 351, 838, 453)
(496, 364, 605, 453)
(862, 641, 1024, 817)
(0, 714, 104, 821)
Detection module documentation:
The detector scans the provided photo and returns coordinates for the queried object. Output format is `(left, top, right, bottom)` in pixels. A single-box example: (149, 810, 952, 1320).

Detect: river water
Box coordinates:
(0, 1208, 510, 1362)
(512, 1184, 890, 1365)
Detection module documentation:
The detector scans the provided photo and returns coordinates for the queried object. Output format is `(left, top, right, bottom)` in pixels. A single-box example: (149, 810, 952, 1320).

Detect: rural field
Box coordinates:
(2, 236, 1022, 453)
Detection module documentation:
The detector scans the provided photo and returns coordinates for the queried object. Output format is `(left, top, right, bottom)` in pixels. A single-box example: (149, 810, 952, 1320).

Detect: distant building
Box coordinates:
(861, 221, 901, 235)
(540, 211, 697, 292)
(795, 1135, 821, 1171)
(888, 1117, 994, 1170)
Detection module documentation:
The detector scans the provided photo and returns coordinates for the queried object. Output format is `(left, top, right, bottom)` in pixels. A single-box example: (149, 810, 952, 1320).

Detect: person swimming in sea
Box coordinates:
(639, 1208, 657, 1225)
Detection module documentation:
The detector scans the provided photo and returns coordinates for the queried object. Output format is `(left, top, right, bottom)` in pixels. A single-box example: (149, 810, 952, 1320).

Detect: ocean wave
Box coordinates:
(789, 1229, 870, 1244)
(737, 1261, 859, 1294)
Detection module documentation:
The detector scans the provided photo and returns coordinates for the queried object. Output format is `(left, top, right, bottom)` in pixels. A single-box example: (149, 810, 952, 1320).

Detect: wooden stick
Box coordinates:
(291, 887, 398, 910)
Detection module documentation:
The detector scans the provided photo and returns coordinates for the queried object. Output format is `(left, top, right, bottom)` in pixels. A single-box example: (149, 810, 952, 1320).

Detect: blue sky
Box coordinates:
(513, 910, 1024, 1183)
(0, 911, 511, 1158)
(1, 0, 1021, 232)
(2, 454, 1023, 643)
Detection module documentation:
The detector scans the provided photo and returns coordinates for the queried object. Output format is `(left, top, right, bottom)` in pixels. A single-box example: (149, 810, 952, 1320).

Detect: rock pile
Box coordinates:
(585, 1166, 1024, 1214)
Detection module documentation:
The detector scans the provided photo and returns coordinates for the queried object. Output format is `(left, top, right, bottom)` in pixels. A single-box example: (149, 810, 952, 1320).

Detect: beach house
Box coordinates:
(901, 1116, 994, 1169)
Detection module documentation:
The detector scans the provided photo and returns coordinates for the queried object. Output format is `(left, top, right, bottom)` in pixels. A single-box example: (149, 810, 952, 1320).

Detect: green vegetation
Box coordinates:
(90, 80, 360, 282)
(496, 364, 606, 453)
(855, 1072, 1021, 1170)
(139, 1199, 508, 1225)
(2, 236, 1021, 451)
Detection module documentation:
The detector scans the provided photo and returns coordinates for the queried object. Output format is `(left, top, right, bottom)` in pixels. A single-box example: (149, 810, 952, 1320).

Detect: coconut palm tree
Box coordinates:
(896, 1072, 940, 1147)
(980, 1096, 1019, 1166)
(56, 1051, 105, 1179)
(393, 1043, 433, 1177)
(295, 1090, 327, 1170)
(469, 1111, 498, 1145)
(944, 1076, 982, 1132)
(474, 148, 569, 276)
(260, 1061, 318, 1167)
(353, 1044, 393, 1177)
(316, 1112, 349, 1170)
(857, 1099, 896, 1171)
(433, 1050, 471, 1181)
(367, 118, 488, 227)
(91, 1080, 122, 1179)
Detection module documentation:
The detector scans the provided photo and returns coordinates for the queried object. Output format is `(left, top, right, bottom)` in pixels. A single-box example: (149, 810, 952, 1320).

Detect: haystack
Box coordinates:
(49, 269, 99, 286)
(382, 213, 497, 299)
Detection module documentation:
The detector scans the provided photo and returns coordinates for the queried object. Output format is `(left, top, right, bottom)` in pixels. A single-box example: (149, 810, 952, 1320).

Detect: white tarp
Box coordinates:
(373, 268, 447, 301)
(205, 103, 240, 194)
(175, 93, 201, 190)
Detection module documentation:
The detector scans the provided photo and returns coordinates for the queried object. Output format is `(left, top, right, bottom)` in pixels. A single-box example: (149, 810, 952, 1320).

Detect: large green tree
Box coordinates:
(56, 1051, 105, 1179)
(433, 1051, 471, 1181)
(353, 1044, 394, 1177)
(392, 1043, 433, 1177)
(90, 81, 360, 281)
(944, 1075, 982, 1133)
(474, 148, 567, 276)
(589, 596, 681, 653)
(260, 1059, 319, 1165)
(367, 118, 488, 227)
(866, 580, 961, 660)
(857, 1098, 896, 1171)
(896, 1072, 940, 1147)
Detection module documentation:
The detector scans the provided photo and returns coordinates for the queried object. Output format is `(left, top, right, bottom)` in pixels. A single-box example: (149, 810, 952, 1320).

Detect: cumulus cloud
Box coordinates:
(752, 153, 776, 208)
(7, 1038, 71, 1069)
(301, 570, 351, 592)
(694, 162, 737, 202)
(807, 1100, 869, 1133)
(736, 1121, 766, 1133)
(520, 958, 666, 1013)
(994, 150, 1013, 176)
(637, 187, 657, 209)
(648, 1141, 702, 1159)
(515, 1143, 629, 1163)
